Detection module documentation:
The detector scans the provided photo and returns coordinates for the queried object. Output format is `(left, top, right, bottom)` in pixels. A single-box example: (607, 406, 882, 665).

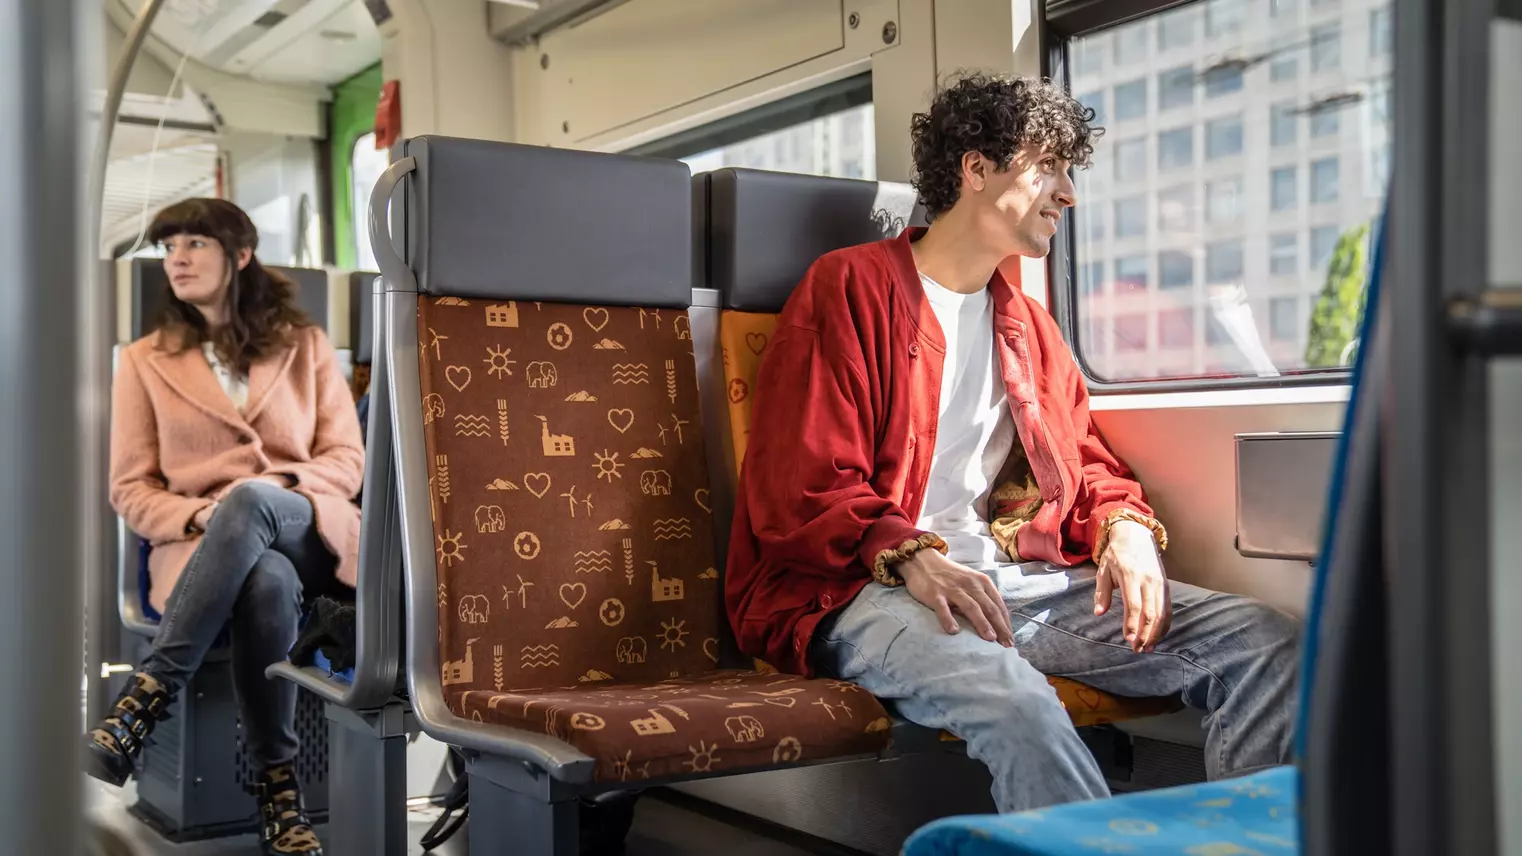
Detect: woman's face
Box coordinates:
(160, 233, 250, 312)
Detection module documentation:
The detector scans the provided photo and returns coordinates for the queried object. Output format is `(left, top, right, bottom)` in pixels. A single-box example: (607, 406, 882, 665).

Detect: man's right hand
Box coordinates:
(898, 549, 1014, 647)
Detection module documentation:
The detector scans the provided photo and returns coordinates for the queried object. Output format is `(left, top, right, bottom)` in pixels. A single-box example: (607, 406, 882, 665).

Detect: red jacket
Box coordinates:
(725, 228, 1161, 676)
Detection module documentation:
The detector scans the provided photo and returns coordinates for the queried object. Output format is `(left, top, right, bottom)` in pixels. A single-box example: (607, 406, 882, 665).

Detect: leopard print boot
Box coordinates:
(83, 672, 174, 787)
(255, 762, 324, 855)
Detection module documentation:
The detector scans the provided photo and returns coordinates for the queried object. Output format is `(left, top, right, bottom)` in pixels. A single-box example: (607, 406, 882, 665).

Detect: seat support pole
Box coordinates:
(324, 702, 412, 856)
(468, 754, 581, 856)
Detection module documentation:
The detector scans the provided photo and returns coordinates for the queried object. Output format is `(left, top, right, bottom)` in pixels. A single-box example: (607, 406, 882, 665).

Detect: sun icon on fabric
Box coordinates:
(547, 323, 574, 351)
(483, 345, 517, 379)
(683, 740, 720, 773)
(658, 618, 690, 651)
(592, 450, 624, 482)
(436, 530, 466, 568)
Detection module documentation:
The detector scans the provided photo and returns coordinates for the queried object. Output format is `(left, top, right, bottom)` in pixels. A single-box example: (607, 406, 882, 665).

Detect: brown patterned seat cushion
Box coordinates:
(718, 310, 1183, 728)
(451, 670, 891, 782)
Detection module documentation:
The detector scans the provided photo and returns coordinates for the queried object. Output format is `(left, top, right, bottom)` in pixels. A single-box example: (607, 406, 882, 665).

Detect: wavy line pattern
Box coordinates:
(454, 414, 492, 437)
(611, 363, 650, 384)
(520, 644, 560, 669)
(573, 550, 614, 574)
(652, 518, 694, 540)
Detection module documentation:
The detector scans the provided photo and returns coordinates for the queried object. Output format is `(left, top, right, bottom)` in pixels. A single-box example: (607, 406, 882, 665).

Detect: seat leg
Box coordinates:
(326, 716, 407, 856)
(467, 766, 579, 856)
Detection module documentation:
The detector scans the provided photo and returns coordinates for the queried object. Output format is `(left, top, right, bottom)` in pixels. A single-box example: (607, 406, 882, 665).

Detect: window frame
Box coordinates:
(1046, 0, 1354, 393)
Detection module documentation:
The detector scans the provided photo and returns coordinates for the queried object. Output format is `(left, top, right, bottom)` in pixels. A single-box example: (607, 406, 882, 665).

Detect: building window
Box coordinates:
(1206, 177, 1244, 225)
(1310, 106, 1340, 137)
(1159, 127, 1194, 170)
(1206, 240, 1245, 285)
(1204, 65, 1244, 98)
(1271, 0, 1295, 16)
(1270, 34, 1299, 81)
(1158, 5, 1196, 49)
(1311, 156, 1340, 203)
(1206, 314, 1234, 346)
(1310, 225, 1341, 268)
(1079, 206, 1106, 241)
(350, 132, 389, 272)
(1115, 196, 1147, 238)
(1157, 185, 1194, 233)
(1116, 256, 1149, 292)
(1160, 250, 1195, 290)
(1079, 91, 1105, 126)
(1272, 166, 1298, 211)
(1270, 296, 1301, 342)
(1158, 65, 1195, 111)
(1205, 0, 1244, 37)
(1370, 6, 1393, 58)
(1071, 38, 1103, 77)
(1270, 232, 1298, 275)
(1206, 115, 1244, 160)
(1115, 24, 1149, 65)
(1271, 101, 1298, 147)
(1114, 79, 1148, 120)
(1158, 307, 1194, 348)
(1115, 313, 1148, 351)
(1310, 24, 1341, 73)
(1115, 137, 1147, 182)
(1080, 260, 1105, 296)
(677, 100, 879, 180)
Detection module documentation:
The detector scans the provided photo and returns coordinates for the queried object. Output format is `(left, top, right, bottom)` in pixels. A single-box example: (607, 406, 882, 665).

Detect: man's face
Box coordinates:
(968, 144, 1078, 258)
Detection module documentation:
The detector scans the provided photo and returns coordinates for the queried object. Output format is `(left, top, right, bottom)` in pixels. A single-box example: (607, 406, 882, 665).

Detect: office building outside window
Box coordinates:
(1068, 0, 1390, 383)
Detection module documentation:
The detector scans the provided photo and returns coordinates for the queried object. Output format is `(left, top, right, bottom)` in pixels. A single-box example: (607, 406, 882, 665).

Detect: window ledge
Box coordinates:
(1088, 383, 1351, 412)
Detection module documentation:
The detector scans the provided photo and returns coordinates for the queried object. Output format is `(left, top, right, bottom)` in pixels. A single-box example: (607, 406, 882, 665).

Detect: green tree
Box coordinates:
(1304, 223, 1370, 368)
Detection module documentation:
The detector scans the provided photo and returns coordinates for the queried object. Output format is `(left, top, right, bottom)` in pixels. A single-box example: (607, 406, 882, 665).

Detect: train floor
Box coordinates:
(84, 775, 836, 856)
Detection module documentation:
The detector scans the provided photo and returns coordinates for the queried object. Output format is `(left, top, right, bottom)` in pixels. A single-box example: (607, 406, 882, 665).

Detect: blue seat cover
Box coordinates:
(903, 766, 1298, 856)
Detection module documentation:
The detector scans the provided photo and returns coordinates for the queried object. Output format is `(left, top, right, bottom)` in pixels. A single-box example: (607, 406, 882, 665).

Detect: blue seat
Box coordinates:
(905, 766, 1297, 855)
(903, 209, 1390, 856)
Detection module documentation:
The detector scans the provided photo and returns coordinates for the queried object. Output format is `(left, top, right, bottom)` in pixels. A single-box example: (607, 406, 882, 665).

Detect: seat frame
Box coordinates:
(263, 274, 415, 856)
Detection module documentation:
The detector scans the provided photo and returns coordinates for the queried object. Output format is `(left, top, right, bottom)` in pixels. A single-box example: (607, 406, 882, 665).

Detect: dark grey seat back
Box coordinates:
(126, 258, 330, 340)
(706, 168, 926, 312)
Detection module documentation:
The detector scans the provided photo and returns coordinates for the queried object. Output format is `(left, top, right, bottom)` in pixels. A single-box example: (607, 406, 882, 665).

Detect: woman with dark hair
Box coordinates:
(85, 198, 361, 856)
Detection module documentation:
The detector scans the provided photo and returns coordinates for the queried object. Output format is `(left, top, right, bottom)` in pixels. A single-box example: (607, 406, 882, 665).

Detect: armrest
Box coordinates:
(116, 516, 157, 638)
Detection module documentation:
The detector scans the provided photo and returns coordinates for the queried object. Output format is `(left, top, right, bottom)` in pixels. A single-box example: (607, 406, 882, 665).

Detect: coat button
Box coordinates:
(908, 342, 920, 358)
(820, 594, 833, 608)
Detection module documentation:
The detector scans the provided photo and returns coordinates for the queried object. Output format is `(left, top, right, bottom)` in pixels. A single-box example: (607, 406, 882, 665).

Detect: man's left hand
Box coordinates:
(1094, 519, 1171, 653)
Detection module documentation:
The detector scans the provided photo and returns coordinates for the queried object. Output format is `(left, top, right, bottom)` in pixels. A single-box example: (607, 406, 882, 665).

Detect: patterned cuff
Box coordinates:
(1093, 508, 1168, 564)
(871, 533, 948, 587)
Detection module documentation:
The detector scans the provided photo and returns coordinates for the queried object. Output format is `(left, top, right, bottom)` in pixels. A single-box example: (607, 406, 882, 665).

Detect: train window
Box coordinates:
(1062, 0, 1392, 385)
(350, 132, 388, 271)
(634, 75, 875, 181)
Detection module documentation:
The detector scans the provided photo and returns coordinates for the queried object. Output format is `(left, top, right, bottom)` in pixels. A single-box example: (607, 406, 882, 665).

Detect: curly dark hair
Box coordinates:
(910, 73, 1101, 221)
(147, 197, 310, 374)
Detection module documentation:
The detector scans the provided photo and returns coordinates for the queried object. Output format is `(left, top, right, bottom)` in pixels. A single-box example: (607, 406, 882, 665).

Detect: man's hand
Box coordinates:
(1094, 519, 1171, 653)
(898, 549, 1014, 647)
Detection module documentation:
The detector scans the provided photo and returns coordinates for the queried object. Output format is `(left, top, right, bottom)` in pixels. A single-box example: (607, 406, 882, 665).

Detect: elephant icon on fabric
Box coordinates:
(458, 595, 490, 625)
(474, 505, 506, 534)
(423, 394, 446, 424)
(526, 361, 558, 389)
(616, 636, 648, 665)
(724, 716, 765, 743)
(639, 470, 672, 497)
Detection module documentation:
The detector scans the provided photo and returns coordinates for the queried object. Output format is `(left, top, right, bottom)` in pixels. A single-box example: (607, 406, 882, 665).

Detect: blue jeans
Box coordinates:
(809, 561, 1299, 812)
(142, 482, 336, 768)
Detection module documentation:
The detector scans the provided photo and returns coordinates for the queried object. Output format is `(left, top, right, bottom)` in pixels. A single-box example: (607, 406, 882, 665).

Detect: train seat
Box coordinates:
(348, 270, 379, 400)
(369, 136, 902, 851)
(703, 167, 1179, 729)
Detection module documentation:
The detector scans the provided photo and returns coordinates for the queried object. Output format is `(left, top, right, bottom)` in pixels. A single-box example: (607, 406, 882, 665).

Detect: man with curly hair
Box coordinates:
(725, 74, 1298, 811)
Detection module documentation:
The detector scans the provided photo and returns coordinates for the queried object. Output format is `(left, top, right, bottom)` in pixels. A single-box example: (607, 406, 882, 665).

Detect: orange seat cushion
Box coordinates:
(719, 310, 1182, 728)
(451, 670, 891, 782)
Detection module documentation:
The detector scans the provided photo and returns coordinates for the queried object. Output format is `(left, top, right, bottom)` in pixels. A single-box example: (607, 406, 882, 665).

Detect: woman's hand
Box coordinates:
(191, 503, 218, 533)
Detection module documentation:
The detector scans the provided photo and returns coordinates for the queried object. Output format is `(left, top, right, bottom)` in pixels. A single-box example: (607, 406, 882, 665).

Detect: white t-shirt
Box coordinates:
(203, 342, 249, 411)
(913, 273, 1017, 569)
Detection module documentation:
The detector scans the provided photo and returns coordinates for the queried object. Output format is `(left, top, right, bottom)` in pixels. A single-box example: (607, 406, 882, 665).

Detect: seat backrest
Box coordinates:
(349, 271, 379, 399)
(706, 168, 924, 478)
(397, 136, 722, 693)
(122, 258, 330, 341)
